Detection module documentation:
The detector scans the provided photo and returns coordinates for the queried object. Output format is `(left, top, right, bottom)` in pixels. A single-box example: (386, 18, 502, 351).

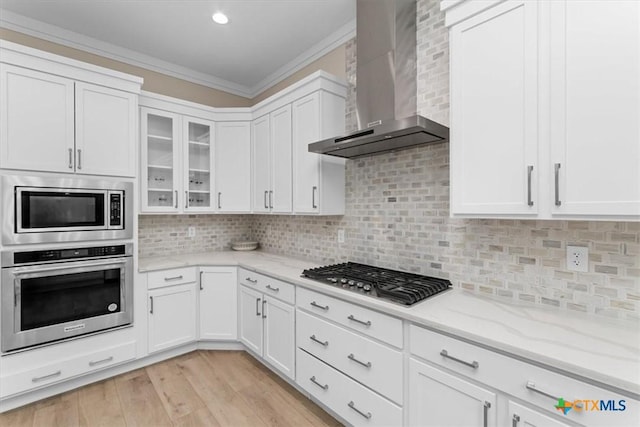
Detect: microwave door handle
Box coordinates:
(11, 258, 128, 276)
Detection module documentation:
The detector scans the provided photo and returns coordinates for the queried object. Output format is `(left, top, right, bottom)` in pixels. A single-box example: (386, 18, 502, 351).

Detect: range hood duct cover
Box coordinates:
(309, 0, 449, 159)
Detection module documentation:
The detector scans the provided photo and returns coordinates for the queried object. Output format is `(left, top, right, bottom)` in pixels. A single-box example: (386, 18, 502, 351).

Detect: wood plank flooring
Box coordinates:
(0, 351, 342, 427)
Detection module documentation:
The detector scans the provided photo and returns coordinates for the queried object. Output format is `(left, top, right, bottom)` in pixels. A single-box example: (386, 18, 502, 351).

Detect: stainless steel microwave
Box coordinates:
(1, 175, 133, 245)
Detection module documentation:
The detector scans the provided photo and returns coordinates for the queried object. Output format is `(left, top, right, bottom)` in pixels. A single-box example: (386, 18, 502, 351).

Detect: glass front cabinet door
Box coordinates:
(183, 117, 214, 211)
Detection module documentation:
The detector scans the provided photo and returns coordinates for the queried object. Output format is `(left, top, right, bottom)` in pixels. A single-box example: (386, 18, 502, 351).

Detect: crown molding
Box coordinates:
(0, 9, 354, 100)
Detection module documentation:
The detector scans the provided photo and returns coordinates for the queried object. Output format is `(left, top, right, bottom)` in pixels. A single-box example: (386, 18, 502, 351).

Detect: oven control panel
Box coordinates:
(12, 245, 128, 265)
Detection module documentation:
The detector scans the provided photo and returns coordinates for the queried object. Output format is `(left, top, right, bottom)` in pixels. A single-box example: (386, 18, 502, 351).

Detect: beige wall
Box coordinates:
(0, 28, 252, 108)
(0, 28, 347, 108)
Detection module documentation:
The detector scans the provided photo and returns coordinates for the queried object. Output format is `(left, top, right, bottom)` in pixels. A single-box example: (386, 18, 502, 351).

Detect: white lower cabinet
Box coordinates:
(238, 283, 295, 379)
(408, 358, 496, 427)
(199, 267, 237, 341)
(509, 401, 571, 427)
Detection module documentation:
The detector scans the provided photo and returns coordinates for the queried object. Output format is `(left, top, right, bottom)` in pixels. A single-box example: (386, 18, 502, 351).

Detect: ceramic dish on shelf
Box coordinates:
(231, 241, 259, 251)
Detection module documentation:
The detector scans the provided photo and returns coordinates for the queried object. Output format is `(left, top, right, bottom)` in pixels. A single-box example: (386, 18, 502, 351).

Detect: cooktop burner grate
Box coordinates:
(302, 262, 451, 306)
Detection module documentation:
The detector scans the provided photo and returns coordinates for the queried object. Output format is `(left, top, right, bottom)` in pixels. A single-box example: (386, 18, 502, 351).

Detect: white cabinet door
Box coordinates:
(75, 82, 136, 177)
(141, 107, 182, 212)
(252, 114, 271, 213)
(509, 401, 572, 427)
(549, 0, 640, 218)
(184, 116, 215, 211)
(0, 64, 75, 173)
(270, 104, 293, 213)
(199, 267, 237, 341)
(148, 283, 197, 354)
(238, 285, 263, 355)
(450, 0, 539, 216)
(263, 297, 295, 379)
(215, 121, 251, 212)
(408, 358, 497, 427)
(292, 93, 321, 213)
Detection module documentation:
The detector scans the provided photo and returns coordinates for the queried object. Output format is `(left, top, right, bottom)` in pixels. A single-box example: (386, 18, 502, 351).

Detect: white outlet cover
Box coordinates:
(566, 245, 588, 272)
(188, 226, 196, 237)
(337, 229, 345, 243)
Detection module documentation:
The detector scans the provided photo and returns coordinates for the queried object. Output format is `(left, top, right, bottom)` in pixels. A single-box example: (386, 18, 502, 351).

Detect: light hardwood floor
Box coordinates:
(0, 350, 343, 427)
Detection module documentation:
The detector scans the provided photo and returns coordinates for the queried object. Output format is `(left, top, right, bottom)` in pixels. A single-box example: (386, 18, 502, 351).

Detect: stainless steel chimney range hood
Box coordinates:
(309, 0, 449, 159)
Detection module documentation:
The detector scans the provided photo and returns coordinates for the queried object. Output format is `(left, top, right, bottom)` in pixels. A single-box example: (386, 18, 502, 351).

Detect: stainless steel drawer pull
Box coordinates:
(218, 192, 222, 209)
(77, 149, 82, 169)
(174, 190, 178, 208)
(199, 271, 204, 290)
(185, 190, 188, 208)
(32, 370, 62, 383)
(310, 301, 329, 311)
(256, 298, 261, 316)
(269, 190, 273, 209)
(68, 148, 73, 169)
(164, 275, 183, 281)
(312, 186, 318, 209)
(245, 277, 258, 284)
(512, 414, 520, 427)
(310, 376, 328, 390)
(264, 190, 269, 209)
(440, 349, 479, 369)
(525, 381, 583, 408)
(149, 296, 154, 314)
(262, 299, 267, 319)
(554, 163, 562, 206)
(265, 284, 279, 292)
(527, 165, 534, 206)
(310, 335, 328, 347)
(483, 401, 491, 427)
(347, 315, 371, 327)
(348, 353, 372, 368)
(348, 401, 371, 419)
(89, 356, 114, 367)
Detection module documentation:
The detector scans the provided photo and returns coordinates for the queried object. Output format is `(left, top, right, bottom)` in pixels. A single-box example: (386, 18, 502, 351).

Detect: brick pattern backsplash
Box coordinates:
(139, 0, 640, 320)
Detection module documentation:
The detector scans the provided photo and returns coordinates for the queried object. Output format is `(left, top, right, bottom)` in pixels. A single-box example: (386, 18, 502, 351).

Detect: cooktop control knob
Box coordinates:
(356, 282, 364, 288)
(328, 277, 338, 283)
(363, 284, 372, 291)
(340, 278, 348, 284)
(348, 280, 355, 286)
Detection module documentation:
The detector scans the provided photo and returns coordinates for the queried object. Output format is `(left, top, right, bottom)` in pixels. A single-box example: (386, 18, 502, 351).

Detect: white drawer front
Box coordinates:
(147, 267, 196, 289)
(257, 273, 295, 305)
(410, 325, 639, 427)
(238, 268, 261, 288)
(0, 340, 136, 398)
(297, 310, 403, 404)
(297, 287, 403, 348)
(297, 348, 403, 427)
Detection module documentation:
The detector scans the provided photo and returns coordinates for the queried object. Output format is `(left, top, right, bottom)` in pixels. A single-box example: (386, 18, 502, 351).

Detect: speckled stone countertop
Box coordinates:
(139, 250, 640, 397)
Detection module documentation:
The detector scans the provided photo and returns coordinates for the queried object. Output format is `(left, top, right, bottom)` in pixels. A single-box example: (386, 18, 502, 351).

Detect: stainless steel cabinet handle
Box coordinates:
(245, 277, 257, 284)
(256, 298, 261, 316)
(512, 414, 520, 427)
(525, 381, 583, 408)
(527, 165, 534, 206)
(269, 190, 273, 209)
(310, 376, 328, 390)
(348, 401, 371, 419)
(310, 334, 328, 347)
(554, 163, 562, 206)
(312, 186, 318, 209)
(174, 190, 178, 208)
(32, 370, 62, 383)
(266, 284, 279, 292)
(347, 314, 371, 327)
(264, 190, 269, 209)
(199, 271, 204, 291)
(68, 148, 73, 169)
(89, 356, 113, 367)
(440, 349, 479, 369)
(218, 192, 222, 209)
(164, 275, 183, 281)
(149, 296, 153, 314)
(185, 190, 188, 208)
(77, 149, 82, 170)
(483, 401, 491, 427)
(262, 299, 267, 318)
(310, 301, 329, 311)
(348, 353, 372, 368)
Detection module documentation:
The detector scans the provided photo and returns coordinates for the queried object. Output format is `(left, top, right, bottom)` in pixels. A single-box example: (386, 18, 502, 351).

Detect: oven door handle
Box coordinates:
(10, 258, 129, 276)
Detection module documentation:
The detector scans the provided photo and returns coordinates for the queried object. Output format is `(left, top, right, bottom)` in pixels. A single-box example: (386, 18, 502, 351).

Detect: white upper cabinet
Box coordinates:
(184, 116, 215, 211)
(215, 121, 251, 212)
(549, 0, 640, 219)
(446, 0, 640, 220)
(0, 42, 141, 177)
(252, 114, 272, 213)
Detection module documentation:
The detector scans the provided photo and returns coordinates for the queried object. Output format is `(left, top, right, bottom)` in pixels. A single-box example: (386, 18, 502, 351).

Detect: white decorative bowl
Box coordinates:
(231, 241, 259, 251)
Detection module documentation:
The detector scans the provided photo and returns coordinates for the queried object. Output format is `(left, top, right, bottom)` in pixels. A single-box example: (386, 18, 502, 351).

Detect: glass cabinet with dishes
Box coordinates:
(140, 107, 214, 212)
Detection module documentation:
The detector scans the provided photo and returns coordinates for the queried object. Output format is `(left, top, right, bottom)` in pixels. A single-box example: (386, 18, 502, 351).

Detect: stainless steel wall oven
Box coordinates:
(1, 175, 133, 245)
(1, 243, 133, 352)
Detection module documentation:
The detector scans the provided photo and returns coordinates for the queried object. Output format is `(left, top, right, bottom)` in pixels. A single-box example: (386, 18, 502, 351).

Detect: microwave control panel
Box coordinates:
(109, 192, 123, 228)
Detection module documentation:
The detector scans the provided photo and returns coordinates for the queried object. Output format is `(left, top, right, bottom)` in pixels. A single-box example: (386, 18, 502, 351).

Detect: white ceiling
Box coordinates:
(0, 0, 356, 97)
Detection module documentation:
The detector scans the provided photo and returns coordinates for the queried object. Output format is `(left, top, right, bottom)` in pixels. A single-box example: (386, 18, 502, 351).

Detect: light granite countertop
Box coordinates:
(139, 250, 640, 398)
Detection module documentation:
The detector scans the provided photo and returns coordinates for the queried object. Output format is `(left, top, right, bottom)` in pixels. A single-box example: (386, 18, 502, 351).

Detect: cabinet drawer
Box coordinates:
(238, 268, 261, 288)
(258, 274, 295, 305)
(0, 340, 135, 398)
(297, 287, 402, 348)
(147, 267, 196, 289)
(297, 310, 403, 404)
(297, 348, 402, 427)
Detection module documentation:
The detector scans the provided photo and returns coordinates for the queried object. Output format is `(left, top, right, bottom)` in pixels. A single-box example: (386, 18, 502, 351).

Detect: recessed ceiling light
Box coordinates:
(212, 12, 229, 25)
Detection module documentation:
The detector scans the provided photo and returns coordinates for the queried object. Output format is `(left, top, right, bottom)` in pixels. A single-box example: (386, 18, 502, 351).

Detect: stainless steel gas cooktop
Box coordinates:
(302, 262, 452, 306)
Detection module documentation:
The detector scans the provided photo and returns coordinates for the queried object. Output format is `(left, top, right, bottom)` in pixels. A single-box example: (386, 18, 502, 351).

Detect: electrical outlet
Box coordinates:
(188, 226, 196, 238)
(337, 229, 345, 244)
(566, 245, 588, 272)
